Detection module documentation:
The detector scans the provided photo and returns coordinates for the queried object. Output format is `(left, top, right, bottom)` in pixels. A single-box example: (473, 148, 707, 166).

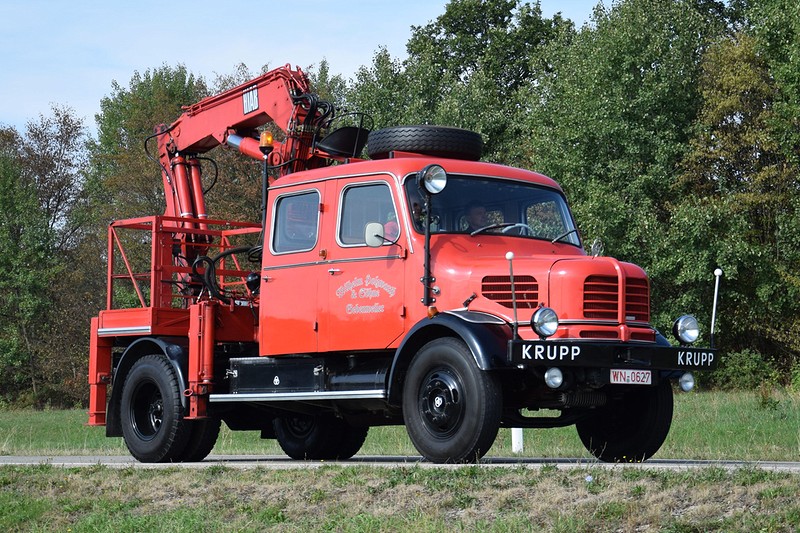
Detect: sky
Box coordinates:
(0, 0, 601, 135)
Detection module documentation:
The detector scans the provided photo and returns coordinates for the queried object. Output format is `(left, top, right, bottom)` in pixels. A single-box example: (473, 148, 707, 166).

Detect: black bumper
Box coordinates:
(508, 340, 718, 371)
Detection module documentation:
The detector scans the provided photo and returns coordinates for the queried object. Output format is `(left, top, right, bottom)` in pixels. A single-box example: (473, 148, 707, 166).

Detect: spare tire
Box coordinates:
(367, 125, 483, 161)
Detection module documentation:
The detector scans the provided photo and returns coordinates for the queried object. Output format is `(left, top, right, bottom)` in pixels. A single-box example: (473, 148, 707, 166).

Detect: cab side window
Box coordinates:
(272, 191, 320, 253)
(339, 183, 396, 246)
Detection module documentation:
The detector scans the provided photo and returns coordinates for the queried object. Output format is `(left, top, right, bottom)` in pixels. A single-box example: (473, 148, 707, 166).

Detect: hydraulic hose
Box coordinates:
(192, 246, 254, 305)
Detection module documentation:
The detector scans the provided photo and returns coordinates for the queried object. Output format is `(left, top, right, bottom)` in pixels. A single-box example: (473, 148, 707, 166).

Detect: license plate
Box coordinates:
(610, 369, 652, 385)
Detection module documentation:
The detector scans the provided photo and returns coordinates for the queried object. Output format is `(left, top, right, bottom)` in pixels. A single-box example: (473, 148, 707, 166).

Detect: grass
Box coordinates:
(1, 463, 800, 531)
(2, 390, 799, 461)
(2, 390, 800, 531)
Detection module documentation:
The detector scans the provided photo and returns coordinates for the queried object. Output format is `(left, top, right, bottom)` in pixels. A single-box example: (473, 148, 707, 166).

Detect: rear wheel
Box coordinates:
(576, 380, 673, 463)
(120, 355, 190, 463)
(175, 418, 221, 462)
(273, 414, 368, 460)
(402, 338, 502, 463)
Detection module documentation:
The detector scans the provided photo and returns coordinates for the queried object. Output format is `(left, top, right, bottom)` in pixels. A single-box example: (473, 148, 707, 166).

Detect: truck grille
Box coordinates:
(583, 275, 650, 322)
(626, 278, 650, 322)
(482, 276, 538, 309)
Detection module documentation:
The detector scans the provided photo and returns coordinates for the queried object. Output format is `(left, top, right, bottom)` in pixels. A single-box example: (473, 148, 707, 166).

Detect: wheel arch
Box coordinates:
(386, 312, 512, 406)
(106, 337, 189, 437)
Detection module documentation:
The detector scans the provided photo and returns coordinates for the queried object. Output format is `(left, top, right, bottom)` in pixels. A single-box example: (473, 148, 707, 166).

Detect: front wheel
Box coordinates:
(120, 355, 190, 463)
(402, 338, 502, 463)
(576, 380, 673, 463)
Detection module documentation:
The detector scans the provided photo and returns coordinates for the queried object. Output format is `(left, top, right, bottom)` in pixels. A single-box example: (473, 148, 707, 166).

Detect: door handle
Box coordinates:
(327, 268, 342, 275)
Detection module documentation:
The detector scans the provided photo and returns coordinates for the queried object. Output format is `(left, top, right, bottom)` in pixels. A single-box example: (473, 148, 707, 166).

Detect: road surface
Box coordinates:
(2, 455, 800, 472)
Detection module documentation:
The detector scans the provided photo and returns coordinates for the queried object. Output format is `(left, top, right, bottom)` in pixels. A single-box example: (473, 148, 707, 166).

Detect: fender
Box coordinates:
(105, 337, 189, 437)
(386, 311, 513, 405)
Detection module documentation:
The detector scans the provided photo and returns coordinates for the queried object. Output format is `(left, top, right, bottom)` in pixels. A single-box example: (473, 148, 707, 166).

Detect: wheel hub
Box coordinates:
(130, 381, 163, 441)
(420, 370, 463, 436)
(147, 398, 163, 432)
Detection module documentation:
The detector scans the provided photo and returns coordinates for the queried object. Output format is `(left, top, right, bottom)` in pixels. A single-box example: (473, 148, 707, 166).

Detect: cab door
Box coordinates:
(259, 187, 323, 355)
(318, 176, 406, 352)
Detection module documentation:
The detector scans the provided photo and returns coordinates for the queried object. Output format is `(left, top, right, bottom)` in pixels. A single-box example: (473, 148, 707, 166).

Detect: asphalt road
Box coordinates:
(3, 455, 800, 472)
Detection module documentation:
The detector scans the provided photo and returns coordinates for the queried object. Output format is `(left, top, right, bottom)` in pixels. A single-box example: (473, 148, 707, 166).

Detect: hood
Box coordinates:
(429, 236, 648, 325)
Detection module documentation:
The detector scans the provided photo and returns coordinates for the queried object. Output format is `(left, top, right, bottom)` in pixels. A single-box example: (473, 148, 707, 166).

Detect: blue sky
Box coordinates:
(0, 1, 601, 135)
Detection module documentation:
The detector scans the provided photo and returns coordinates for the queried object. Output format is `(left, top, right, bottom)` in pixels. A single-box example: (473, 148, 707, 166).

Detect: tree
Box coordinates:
(347, 48, 413, 131)
(19, 104, 90, 251)
(349, 1, 570, 162)
(19, 107, 96, 405)
(406, 0, 567, 92)
(0, 150, 58, 403)
(306, 59, 349, 109)
(522, 0, 726, 334)
(407, 0, 571, 160)
(749, 0, 800, 166)
(90, 64, 209, 222)
(669, 24, 800, 373)
(0, 109, 101, 406)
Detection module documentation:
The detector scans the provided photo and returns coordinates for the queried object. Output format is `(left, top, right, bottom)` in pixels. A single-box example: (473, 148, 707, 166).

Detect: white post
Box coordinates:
(711, 268, 723, 348)
(512, 427, 524, 453)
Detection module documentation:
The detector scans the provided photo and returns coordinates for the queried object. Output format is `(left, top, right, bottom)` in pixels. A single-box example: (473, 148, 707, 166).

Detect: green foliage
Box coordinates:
(0, 153, 59, 401)
(306, 59, 349, 109)
(525, 0, 721, 265)
(710, 349, 778, 390)
(349, 0, 570, 161)
(90, 64, 209, 221)
(750, 0, 800, 166)
(669, 29, 800, 364)
(347, 48, 412, 131)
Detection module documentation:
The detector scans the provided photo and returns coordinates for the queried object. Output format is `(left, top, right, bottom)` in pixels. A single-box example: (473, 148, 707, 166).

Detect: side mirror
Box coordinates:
(365, 223, 385, 248)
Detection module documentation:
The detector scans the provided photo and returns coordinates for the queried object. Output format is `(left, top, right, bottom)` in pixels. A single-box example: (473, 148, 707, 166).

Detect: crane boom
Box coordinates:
(154, 64, 339, 226)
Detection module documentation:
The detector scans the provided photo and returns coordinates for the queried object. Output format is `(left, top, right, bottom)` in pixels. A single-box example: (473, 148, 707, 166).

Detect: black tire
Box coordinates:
(273, 414, 369, 460)
(174, 418, 221, 462)
(334, 425, 370, 460)
(367, 125, 483, 161)
(120, 355, 190, 463)
(402, 338, 502, 463)
(576, 380, 674, 463)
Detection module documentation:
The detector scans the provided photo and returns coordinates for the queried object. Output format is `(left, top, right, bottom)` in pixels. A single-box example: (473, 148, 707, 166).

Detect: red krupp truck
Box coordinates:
(87, 64, 718, 463)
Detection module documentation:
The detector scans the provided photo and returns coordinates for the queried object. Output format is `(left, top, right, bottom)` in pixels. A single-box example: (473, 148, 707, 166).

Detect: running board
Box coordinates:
(209, 389, 387, 403)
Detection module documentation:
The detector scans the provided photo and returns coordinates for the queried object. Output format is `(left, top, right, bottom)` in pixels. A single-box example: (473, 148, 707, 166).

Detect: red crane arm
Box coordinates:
(164, 64, 312, 154)
(155, 64, 326, 224)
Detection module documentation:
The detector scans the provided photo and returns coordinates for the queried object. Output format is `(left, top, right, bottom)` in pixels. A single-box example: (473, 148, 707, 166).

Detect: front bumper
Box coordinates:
(508, 340, 718, 371)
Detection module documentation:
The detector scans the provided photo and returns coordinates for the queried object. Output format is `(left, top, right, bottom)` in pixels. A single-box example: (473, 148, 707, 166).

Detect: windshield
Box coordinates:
(405, 175, 580, 246)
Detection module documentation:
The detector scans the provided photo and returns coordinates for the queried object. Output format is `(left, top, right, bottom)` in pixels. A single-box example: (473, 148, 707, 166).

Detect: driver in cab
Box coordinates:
(466, 203, 490, 232)
(465, 203, 503, 234)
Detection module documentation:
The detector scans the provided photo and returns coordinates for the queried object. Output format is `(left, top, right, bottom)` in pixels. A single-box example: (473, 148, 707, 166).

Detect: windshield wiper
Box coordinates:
(470, 222, 516, 236)
(551, 228, 579, 244)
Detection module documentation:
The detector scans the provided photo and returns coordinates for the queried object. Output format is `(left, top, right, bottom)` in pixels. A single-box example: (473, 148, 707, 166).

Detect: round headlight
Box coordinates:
(532, 307, 559, 338)
(679, 372, 695, 392)
(673, 315, 700, 345)
(417, 164, 447, 194)
(544, 367, 564, 389)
